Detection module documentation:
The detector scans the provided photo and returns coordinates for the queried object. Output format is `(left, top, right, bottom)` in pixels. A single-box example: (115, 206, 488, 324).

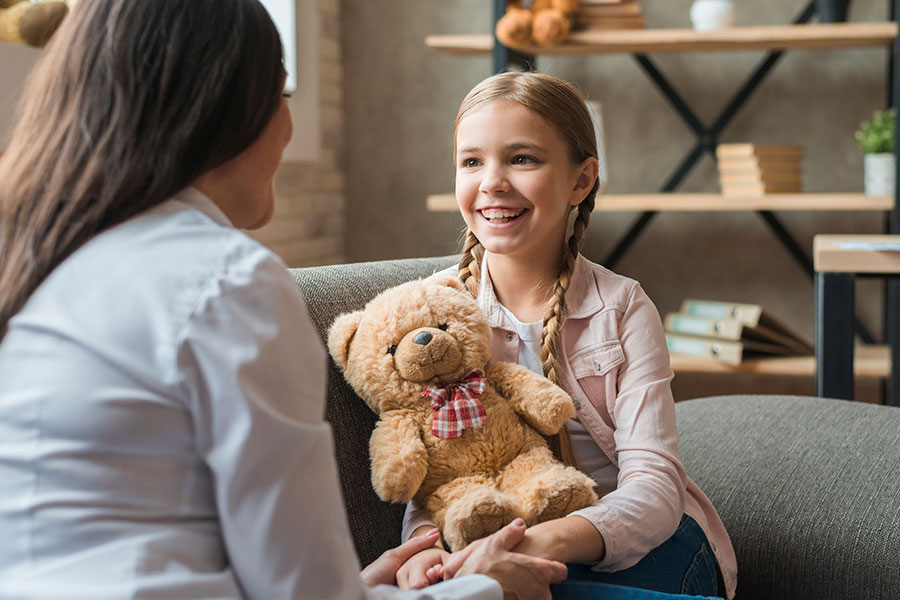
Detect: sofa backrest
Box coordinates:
(289, 256, 457, 567)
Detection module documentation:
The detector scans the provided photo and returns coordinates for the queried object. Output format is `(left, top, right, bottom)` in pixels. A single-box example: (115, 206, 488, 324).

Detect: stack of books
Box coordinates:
(574, 0, 646, 31)
(664, 299, 813, 365)
(716, 144, 803, 196)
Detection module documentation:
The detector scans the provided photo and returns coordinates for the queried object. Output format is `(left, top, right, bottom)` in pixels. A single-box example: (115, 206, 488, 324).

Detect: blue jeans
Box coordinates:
(550, 515, 722, 599)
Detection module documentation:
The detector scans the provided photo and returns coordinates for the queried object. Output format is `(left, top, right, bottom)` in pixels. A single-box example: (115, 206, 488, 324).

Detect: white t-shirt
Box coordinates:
(495, 304, 617, 488)
(0, 187, 499, 600)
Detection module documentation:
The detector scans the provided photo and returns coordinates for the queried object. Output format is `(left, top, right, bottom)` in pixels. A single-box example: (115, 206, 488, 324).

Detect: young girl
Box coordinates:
(397, 71, 737, 599)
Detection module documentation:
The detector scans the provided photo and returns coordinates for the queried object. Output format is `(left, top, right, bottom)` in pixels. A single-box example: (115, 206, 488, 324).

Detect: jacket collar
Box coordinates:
(171, 186, 234, 228)
(477, 254, 605, 328)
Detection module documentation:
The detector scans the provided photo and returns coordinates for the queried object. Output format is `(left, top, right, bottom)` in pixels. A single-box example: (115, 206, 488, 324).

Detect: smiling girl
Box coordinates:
(399, 72, 738, 600)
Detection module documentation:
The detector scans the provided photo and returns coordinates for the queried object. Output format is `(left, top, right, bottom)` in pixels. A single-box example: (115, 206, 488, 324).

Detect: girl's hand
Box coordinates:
(396, 546, 450, 589)
(442, 519, 568, 600)
(360, 528, 441, 587)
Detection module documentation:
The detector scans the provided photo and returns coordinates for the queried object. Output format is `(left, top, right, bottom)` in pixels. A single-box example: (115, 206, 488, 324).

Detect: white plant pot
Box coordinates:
(690, 0, 736, 32)
(864, 153, 895, 197)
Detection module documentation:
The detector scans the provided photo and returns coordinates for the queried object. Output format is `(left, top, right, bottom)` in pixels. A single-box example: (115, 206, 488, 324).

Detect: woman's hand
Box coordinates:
(396, 546, 449, 589)
(443, 518, 568, 600)
(360, 528, 442, 587)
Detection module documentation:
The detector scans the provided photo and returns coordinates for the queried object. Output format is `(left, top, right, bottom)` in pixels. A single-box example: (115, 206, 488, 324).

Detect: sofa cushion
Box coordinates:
(676, 395, 900, 600)
(290, 256, 457, 567)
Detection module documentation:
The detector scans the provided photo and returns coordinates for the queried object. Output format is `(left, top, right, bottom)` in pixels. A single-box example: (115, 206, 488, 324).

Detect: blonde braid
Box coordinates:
(457, 229, 484, 299)
(543, 196, 595, 467)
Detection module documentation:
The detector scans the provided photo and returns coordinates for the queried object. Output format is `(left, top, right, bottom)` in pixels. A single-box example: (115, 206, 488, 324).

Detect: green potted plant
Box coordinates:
(855, 108, 895, 197)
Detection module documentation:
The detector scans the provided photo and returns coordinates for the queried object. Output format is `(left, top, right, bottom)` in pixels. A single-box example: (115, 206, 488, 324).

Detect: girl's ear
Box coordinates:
(327, 311, 363, 370)
(570, 156, 600, 206)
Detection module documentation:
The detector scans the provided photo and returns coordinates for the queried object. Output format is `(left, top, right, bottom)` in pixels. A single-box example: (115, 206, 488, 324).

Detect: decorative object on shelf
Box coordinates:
(0, 0, 68, 47)
(815, 0, 851, 23)
(584, 100, 609, 193)
(855, 108, 895, 197)
(495, 0, 580, 48)
(716, 144, 803, 196)
(574, 0, 645, 31)
(689, 0, 735, 32)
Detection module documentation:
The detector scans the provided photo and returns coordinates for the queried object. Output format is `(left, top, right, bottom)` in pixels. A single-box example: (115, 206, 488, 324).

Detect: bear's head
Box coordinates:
(328, 276, 492, 414)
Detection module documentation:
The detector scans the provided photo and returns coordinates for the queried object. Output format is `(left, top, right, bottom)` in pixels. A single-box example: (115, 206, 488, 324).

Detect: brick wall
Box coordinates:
(252, 0, 345, 268)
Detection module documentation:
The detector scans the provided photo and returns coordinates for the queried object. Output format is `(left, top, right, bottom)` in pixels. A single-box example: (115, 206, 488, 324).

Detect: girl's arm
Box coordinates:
(510, 281, 686, 570)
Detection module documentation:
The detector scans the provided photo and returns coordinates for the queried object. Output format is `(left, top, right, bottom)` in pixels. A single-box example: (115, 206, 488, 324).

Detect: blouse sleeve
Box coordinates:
(569, 282, 687, 572)
(178, 248, 500, 600)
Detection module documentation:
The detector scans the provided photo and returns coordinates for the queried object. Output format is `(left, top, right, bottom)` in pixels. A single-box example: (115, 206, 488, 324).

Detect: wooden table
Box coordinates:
(814, 235, 900, 404)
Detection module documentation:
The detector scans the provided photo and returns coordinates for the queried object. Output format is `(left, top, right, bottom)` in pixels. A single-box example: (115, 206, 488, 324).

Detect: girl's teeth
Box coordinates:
(481, 208, 523, 223)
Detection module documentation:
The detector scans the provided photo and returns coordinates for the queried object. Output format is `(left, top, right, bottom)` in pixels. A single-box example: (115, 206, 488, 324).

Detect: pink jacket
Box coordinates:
(475, 255, 737, 599)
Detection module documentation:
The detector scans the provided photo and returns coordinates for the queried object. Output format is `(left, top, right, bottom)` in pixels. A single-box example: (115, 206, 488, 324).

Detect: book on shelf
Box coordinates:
(664, 299, 812, 365)
(577, 1, 643, 17)
(721, 180, 802, 195)
(718, 159, 802, 176)
(575, 15, 646, 29)
(715, 144, 804, 160)
(719, 172, 802, 185)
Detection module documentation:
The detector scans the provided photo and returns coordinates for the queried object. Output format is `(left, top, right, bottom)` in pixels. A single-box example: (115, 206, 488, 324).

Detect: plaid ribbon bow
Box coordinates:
(422, 369, 488, 439)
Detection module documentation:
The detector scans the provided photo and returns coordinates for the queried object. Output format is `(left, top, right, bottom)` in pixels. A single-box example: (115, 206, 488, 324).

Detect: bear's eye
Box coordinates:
(438, 324, 448, 331)
(387, 344, 397, 355)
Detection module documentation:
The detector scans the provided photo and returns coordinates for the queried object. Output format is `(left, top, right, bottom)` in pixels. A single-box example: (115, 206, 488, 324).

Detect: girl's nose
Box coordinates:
(478, 165, 510, 195)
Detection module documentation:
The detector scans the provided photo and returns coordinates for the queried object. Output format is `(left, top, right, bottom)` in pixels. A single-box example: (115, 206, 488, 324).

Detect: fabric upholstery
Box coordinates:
(289, 256, 456, 567)
(676, 395, 900, 600)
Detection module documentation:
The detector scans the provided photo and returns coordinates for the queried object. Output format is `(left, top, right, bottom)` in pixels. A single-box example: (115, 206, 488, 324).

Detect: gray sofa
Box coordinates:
(290, 256, 900, 600)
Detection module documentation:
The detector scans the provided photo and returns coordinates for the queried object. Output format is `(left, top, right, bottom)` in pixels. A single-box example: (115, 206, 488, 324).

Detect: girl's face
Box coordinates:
(455, 99, 596, 265)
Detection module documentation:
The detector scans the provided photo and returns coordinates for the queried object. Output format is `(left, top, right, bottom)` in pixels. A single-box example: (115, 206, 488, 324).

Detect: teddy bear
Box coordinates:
(0, 0, 68, 47)
(327, 275, 598, 551)
(495, 0, 579, 48)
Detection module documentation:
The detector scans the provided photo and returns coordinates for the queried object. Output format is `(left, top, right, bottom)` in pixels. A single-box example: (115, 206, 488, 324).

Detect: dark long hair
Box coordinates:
(0, 0, 285, 339)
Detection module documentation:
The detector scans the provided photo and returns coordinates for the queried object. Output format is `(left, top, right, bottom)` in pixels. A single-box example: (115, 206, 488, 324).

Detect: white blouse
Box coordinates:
(0, 187, 499, 600)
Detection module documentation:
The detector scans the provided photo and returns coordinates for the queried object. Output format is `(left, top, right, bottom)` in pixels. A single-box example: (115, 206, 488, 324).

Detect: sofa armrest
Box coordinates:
(289, 256, 456, 567)
(676, 395, 900, 600)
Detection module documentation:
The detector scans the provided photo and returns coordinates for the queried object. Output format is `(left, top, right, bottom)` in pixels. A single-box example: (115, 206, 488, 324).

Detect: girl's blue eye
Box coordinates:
(513, 155, 536, 165)
(463, 158, 480, 168)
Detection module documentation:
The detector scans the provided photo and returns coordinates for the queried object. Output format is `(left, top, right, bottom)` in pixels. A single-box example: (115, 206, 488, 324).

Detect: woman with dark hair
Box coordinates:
(0, 1, 567, 598)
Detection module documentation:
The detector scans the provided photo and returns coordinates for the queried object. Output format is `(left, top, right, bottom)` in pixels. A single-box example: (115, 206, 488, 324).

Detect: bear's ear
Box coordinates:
(327, 310, 363, 370)
(430, 275, 467, 293)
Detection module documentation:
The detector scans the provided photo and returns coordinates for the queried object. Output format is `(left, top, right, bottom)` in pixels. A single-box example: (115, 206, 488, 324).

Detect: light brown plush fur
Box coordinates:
(0, 0, 68, 47)
(495, 0, 579, 48)
(328, 276, 598, 551)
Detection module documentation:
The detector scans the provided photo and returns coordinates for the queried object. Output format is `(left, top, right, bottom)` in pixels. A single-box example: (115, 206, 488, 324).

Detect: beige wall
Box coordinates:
(339, 0, 890, 400)
(253, 0, 345, 267)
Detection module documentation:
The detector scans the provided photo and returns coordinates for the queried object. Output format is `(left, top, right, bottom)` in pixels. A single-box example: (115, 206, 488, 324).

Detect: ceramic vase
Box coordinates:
(864, 153, 895, 197)
(690, 0, 736, 32)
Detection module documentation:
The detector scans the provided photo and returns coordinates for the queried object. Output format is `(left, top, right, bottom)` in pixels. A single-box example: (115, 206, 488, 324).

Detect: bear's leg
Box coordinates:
(497, 446, 599, 525)
(426, 475, 519, 551)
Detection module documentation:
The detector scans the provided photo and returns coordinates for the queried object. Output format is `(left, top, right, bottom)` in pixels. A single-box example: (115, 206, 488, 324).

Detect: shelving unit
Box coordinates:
(425, 1, 900, 401)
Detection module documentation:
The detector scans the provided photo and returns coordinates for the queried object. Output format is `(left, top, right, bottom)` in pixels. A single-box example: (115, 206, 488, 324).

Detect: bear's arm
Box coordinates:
(485, 362, 575, 435)
(369, 410, 428, 503)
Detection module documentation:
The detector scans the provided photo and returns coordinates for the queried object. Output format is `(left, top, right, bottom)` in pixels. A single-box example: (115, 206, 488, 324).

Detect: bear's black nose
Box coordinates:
(413, 332, 433, 345)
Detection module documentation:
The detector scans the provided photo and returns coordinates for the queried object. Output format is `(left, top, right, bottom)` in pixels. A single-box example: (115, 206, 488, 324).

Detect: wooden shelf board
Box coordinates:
(814, 234, 900, 273)
(426, 22, 898, 56)
(671, 344, 890, 378)
(427, 193, 894, 213)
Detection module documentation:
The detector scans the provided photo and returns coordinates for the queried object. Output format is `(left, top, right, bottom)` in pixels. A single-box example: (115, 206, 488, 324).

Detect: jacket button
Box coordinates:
(593, 360, 601, 371)
(574, 400, 582, 410)
(506, 333, 514, 341)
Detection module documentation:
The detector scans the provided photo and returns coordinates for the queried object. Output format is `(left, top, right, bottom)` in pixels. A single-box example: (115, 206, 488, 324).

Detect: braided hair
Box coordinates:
(454, 72, 601, 467)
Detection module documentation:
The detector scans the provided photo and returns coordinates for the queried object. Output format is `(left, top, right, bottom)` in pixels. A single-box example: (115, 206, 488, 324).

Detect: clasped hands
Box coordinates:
(361, 518, 568, 600)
